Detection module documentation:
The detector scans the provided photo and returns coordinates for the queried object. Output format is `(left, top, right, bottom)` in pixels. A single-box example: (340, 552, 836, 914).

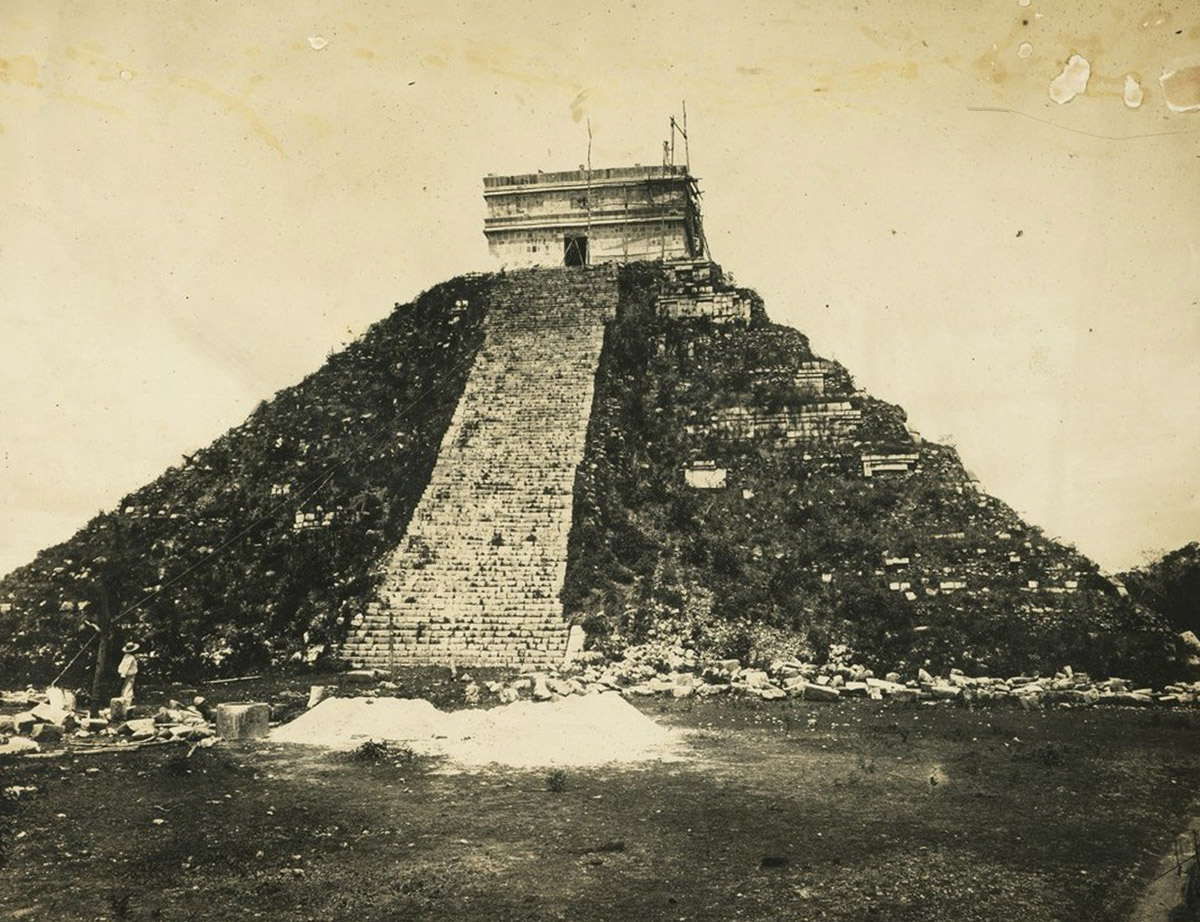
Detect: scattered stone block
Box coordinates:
(215, 703, 271, 740)
(109, 698, 129, 722)
(546, 678, 573, 697)
(684, 462, 727, 490)
(565, 624, 587, 659)
(0, 737, 39, 755)
(119, 718, 157, 737)
(1108, 692, 1153, 707)
(671, 685, 695, 699)
(531, 674, 553, 701)
(796, 682, 840, 702)
(46, 686, 77, 714)
(307, 686, 332, 709)
(931, 685, 962, 700)
(30, 702, 65, 724)
(623, 684, 656, 697)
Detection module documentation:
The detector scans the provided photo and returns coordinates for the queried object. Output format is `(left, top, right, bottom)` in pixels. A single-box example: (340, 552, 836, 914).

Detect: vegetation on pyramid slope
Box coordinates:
(1119, 542, 1200, 636)
(0, 276, 494, 682)
(0, 261, 1181, 687)
(564, 264, 1177, 681)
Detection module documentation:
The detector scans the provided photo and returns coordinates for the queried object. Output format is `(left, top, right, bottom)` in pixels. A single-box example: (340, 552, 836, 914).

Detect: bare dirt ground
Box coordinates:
(2, 682, 1199, 922)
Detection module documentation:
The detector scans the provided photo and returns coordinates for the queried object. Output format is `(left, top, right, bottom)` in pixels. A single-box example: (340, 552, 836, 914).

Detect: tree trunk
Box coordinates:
(89, 584, 112, 718)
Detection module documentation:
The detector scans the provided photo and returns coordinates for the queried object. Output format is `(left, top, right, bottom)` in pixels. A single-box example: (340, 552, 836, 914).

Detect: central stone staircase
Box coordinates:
(342, 267, 618, 668)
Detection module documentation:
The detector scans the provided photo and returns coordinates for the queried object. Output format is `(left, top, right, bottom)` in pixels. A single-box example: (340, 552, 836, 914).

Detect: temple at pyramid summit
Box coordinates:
(482, 164, 707, 268)
(0, 140, 1179, 684)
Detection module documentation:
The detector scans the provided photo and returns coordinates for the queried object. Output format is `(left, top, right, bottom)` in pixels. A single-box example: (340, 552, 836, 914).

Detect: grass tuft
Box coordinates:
(347, 739, 417, 765)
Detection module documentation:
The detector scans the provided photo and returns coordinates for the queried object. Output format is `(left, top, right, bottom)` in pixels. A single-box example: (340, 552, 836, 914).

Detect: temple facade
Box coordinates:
(482, 165, 706, 268)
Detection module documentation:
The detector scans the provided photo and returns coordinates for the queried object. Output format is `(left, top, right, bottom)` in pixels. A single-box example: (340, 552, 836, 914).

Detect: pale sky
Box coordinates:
(1, 0, 1198, 576)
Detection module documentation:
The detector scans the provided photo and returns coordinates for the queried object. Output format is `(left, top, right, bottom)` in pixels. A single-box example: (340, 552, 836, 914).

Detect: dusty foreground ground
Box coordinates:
(2, 692, 1199, 922)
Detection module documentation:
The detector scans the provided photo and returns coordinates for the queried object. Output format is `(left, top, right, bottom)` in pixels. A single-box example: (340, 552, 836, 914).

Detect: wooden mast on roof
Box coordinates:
(585, 118, 592, 265)
(668, 102, 706, 259)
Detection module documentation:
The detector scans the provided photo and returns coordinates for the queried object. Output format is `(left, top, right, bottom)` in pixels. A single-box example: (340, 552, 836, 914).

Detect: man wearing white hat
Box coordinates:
(117, 642, 141, 705)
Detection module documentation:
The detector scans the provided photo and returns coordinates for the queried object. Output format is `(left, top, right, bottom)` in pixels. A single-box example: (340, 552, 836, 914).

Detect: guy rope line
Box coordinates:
(50, 631, 99, 687)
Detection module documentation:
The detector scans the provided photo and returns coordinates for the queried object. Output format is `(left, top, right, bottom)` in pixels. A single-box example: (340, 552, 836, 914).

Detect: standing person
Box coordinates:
(117, 642, 140, 705)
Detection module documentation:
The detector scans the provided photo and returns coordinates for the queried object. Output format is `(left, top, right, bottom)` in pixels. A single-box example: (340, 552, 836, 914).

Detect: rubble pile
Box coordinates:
(405, 643, 1200, 711)
(0, 688, 216, 757)
(7, 639, 1200, 762)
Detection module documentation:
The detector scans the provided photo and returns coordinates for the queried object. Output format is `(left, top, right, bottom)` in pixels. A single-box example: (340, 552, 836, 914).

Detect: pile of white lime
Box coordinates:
(270, 692, 684, 768)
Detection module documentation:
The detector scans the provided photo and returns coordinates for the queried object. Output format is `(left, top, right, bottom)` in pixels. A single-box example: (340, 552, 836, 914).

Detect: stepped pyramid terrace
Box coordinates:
(0, 162, 1181, 684)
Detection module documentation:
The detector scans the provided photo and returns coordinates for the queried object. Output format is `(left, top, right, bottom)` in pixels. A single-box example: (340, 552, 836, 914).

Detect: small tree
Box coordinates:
(83, 519, 136, 715)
